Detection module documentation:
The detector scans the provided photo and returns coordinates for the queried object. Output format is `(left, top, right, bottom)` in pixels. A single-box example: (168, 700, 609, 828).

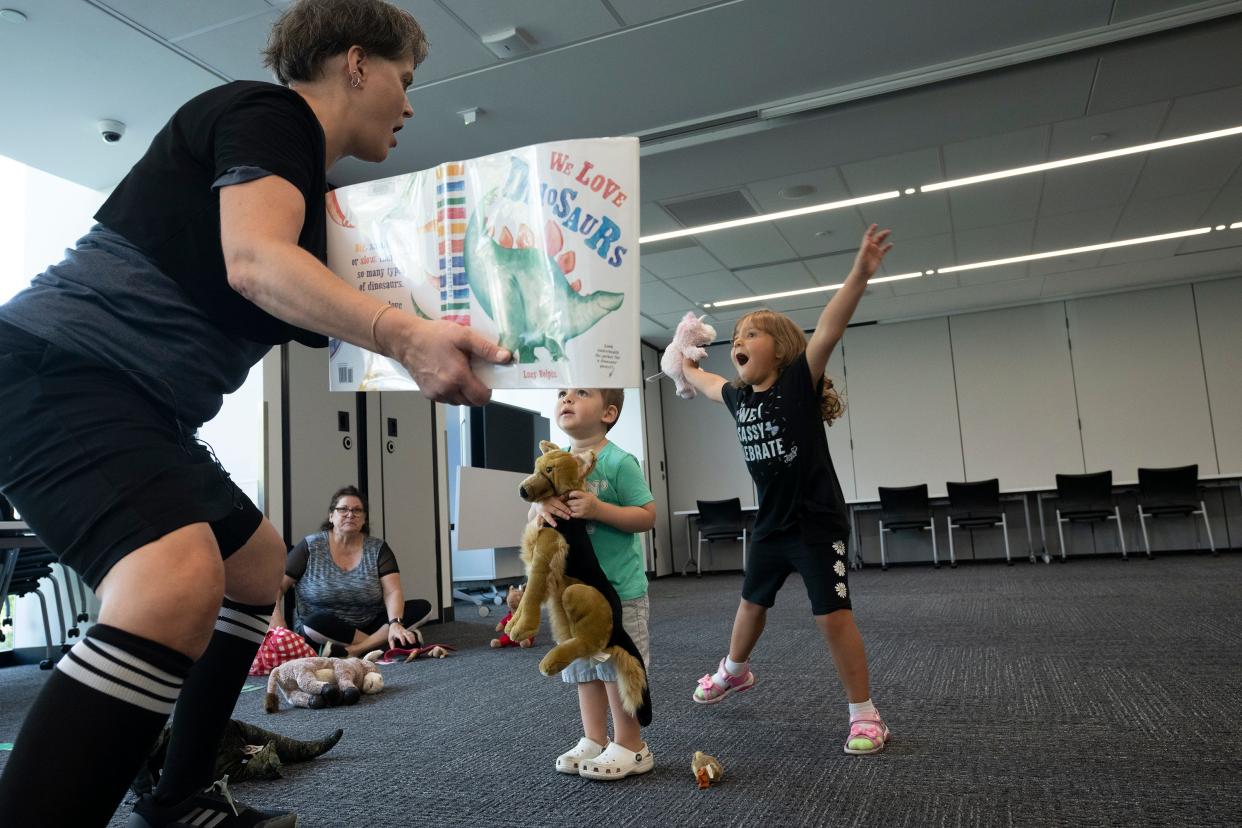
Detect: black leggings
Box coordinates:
(302, 599, 433, 645)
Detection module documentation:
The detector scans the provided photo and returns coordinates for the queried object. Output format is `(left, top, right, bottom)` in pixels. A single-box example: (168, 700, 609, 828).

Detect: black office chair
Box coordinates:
(877, 484, 937, 570)
(687, 498, 748, 577)
(945, 479, 1019, 567)
(1054, 472, 1126, 561)
(1136, 465, 1215, 557)
(2, 552, 63, 669)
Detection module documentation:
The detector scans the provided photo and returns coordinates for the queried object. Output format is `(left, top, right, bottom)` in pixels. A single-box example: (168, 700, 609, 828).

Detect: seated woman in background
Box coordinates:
(272, 485, 431, 657)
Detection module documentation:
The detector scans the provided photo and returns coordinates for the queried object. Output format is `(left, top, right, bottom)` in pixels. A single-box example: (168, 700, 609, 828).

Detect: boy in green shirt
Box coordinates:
(530, 388, 657, 780)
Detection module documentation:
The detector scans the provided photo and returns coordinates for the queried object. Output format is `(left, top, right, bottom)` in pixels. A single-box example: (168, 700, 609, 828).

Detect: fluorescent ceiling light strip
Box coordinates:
(1232, 221, 1242, 229)
(707, 272, 923, 308)
(936, 227, 1210, 274)
(920, 125, 1242, 193)
(639, 191, 900, 244)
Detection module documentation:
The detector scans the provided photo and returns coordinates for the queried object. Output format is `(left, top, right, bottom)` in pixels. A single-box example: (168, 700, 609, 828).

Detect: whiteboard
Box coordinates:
(1067, 285, 1217, 476)
(454, 466, 533, 551)
(950, 302, 1084, 488)
(1193, 277, 1242, 475)
(845, 318, 965, 499)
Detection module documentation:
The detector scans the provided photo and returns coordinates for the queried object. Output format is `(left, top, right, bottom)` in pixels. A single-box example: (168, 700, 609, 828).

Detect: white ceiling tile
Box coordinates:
(1029, 252, 1104, 278)
(954, 220, 1035, 262)
(1201, 182, 1242, 225)
(104, 0, 271, 41)
(1161, 84, 1242, 136)
(1038, 158, 1145, 216)
(948, 177, 1043, 230)
(942, 125, 1048, 178)
(801, 252, 858, 285)
(840, 148, 942, 194)
(1128, 138, 1242, 202)
(639, 281, 696, 314)
(744, 166, 851, 214)
(639, 314, 669, 337)
(1097, 238, 1182, 266)
(1048, 100, 1167, 158)
(1175, 229, 1242, 255)
(639, 202, 682, 236)
(1088, 16, 1242, 112)
(665, 270, 752, 304)
(175, 10, 279, 81)
(445, 1, 618, 48)
(641, 267, 660, 282)
(398, 1, 500, 84)
(733, 262, 817, 295)
(650, 308, 701, 328)
(640, 245, 723, 278)
(1110, 0, 1213, 21)
(958, 264, 1033, 287)
(1114, 189, 1217, 236)
(607, 0, 721, 25)
(1033, 206, 1123, 249)
(774, 211, 870, 258)
(856, 192, 953, 240)
(696, 224, 796, 268)
(880, 233, 955, 274)
(891, 272, 960, 295)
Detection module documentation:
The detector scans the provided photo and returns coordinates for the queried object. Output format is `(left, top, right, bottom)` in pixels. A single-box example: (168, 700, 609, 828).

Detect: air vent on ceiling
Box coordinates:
(662, 190, 756, 228)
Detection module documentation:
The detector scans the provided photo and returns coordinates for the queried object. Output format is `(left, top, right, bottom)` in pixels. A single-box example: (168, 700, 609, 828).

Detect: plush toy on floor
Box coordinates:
(133, 720, 343, 795)
(658, 312, 716, 399)
(364, 643, 456, 663)
(505, 441, 652, 725)
(264, 656, 383, 712)
(692, 751, 724, 789)
(490, 585, 535, 648)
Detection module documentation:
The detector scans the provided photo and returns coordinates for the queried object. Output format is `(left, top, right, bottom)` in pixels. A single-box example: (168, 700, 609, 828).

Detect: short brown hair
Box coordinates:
(263, 0, 429, 85)
(598, 388, 624, 432)
(731, 309, 845, 425)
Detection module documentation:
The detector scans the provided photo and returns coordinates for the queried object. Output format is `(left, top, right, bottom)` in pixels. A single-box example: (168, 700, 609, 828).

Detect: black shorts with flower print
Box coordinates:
(741, 527, 852, 615)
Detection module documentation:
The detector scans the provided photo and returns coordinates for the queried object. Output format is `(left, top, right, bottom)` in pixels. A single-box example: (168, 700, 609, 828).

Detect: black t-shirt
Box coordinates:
(721, 352, 850, 543)
(95, 80, 328, 347)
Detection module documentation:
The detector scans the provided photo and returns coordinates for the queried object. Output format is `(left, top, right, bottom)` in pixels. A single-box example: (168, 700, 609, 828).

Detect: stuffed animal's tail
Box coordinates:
(606, 645, 653, 727)
(264, 671, 280, 714)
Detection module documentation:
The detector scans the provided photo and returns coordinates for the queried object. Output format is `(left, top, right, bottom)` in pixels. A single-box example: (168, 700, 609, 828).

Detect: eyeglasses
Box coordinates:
(333, 507, 366, 516)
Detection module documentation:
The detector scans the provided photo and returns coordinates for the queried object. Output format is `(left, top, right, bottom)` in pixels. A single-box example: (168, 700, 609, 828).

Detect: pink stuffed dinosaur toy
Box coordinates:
(660, 312, 717, 399)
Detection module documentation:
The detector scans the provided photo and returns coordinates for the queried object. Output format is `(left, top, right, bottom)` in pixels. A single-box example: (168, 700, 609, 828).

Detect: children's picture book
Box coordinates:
(326, 137, 639, 391)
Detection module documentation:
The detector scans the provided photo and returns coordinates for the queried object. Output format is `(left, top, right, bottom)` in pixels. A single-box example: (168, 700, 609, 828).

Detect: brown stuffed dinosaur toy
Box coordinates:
(504, 441, 652, 725)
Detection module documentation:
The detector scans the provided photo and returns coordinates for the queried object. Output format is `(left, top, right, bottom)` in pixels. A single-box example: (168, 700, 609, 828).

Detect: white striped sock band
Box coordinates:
(56, 635, 184, 715)
(215, 605, 271, 645)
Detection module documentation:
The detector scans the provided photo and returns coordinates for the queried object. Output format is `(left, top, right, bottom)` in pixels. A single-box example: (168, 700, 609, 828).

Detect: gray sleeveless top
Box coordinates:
(292, 531, 387, 630)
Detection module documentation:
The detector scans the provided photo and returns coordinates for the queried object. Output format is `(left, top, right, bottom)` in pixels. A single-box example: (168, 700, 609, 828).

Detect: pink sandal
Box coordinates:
(844, 714, 891, 755)
(692, 658, 757, 704)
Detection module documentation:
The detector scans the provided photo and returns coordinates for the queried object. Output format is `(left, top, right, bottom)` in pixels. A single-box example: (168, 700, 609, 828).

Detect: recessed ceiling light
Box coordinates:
(813, 229, 833, 238)
(919, 124, 1242, 193)
(1089, 132, 1110, 142)
(904, 188, 916, 194)
(779, 184, 817, 199)
(0, 8, 27, 23)
(639, 191, 900, 244)
(1231, 221, 1242, 229)
(1216, 224, 1226, 230)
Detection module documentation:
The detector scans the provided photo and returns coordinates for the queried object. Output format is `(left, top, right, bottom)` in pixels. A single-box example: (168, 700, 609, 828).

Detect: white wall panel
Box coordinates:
(846, 318, 965, 499)
(1067, 285, 1217, 478)
(950, 302, 1084, 488)
(1194, 277, 1242, 475)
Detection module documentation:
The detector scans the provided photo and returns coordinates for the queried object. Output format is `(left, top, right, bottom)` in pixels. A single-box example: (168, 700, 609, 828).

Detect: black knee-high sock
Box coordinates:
(153, 598, 271, 804)
(0, 624, 191, 826)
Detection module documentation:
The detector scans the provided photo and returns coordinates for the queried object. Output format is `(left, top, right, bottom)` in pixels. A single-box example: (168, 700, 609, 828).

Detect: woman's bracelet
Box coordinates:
(370, 303, 395, 351)
(388, 618, 402, 626)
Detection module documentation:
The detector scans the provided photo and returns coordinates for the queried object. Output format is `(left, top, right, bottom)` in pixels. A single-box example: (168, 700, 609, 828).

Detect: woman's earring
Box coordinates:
(350, 72, 362, 89)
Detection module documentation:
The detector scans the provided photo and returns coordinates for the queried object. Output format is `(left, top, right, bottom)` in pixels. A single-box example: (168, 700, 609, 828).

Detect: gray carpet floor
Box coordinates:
(2, 554, 1240, 827)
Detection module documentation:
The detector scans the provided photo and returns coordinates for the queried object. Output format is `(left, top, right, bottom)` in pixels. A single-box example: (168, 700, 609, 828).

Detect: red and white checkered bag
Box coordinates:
(248, 626, 317, 676)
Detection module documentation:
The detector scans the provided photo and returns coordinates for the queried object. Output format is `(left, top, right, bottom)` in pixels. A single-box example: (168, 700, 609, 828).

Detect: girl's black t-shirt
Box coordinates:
(95, 80, 328, 347)
(721, 352, 851, 544)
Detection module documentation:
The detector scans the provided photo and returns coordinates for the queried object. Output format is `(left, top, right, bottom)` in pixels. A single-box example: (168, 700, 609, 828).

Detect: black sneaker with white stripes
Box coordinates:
(128, 776, 296, 827)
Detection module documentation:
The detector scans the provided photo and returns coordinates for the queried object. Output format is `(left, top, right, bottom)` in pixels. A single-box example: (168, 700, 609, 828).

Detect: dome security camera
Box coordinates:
(97, 119, 126, 144)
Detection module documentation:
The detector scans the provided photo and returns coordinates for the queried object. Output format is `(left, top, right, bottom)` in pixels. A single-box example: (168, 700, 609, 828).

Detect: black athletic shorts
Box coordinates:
(0, 321, 263, 590)
(742, 526, 853, 615)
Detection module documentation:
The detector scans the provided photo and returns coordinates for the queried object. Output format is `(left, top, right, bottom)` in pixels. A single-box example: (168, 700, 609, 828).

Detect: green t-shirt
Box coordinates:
(572, 441, 653, 600)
